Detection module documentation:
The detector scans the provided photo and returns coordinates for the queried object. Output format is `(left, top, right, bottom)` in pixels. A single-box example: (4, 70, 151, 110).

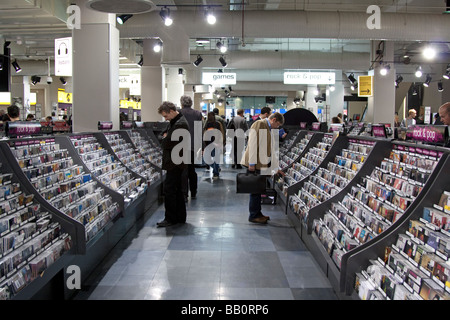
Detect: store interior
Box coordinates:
(0, 0, 450, 302)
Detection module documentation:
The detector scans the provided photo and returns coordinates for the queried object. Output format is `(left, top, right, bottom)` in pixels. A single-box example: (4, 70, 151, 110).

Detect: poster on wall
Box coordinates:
(358, 76, 373, 97)
(55, 37, 72, 76)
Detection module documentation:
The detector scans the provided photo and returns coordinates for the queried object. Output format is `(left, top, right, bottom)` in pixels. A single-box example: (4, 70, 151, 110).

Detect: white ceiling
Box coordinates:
(1, 0, 449, 90)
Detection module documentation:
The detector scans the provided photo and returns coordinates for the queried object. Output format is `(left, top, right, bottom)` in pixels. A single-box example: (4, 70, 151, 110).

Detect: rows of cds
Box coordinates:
(291, 139, 373, 223)
(70, 134, 146, 206)
(127, 130, 162, 183)
(0, 163, 71, 300)
(313, 143, 440, 271)
(9, 138, 120, 242)
(279, 132, 312, 170)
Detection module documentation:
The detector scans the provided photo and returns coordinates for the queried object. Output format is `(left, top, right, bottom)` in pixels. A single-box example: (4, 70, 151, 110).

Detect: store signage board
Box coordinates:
(406, 125, 448, 144)
(55, 37, 73, 77)
(5, 121, 42, 138)
(372, 124, 387, 138)
(283, 72, 335, 85)
(58, 89, 73, 104)
(202, 73, 237, 85)
(358, 76, 373, 97)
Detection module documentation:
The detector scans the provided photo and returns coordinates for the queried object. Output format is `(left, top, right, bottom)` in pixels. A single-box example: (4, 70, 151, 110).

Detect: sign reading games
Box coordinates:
(202, 73, 237, 85)
(284, 72, 335, 85)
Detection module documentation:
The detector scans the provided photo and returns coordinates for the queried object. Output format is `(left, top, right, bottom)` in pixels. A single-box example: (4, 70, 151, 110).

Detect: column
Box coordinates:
(366, 41, 396, 127)
(328, 72, 345, 122)
(305, 85, 318, 117)
(166, 67, 185, 107)
(72, 0, 119, 132)
(140, 39, 164, 122)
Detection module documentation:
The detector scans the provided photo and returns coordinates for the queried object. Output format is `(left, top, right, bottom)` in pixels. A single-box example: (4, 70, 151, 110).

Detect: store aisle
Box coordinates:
(73, 166, 337, 300)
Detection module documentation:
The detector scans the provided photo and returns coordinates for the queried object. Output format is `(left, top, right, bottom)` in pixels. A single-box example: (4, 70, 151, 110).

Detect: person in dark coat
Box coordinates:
(157, 101, 190, 227)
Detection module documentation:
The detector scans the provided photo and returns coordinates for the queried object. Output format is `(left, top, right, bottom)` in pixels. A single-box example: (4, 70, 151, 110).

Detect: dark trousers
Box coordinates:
(181, 150, 198, 196)
(163, 166, 187, 223)
(232, 137, 245, 165)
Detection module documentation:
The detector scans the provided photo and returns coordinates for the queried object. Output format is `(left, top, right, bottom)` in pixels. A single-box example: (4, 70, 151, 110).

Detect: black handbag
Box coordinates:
(236, 171, 267, 194)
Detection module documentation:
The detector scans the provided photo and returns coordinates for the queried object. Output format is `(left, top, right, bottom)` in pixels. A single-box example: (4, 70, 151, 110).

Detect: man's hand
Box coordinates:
(248, 164, 256, 172)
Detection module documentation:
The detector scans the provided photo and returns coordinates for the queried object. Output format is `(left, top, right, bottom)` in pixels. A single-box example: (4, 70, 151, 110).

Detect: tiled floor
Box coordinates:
(73, 165, 338, 300)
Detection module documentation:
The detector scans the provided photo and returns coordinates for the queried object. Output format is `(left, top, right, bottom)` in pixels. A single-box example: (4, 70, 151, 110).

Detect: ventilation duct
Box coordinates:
(86, 0, 156, 14)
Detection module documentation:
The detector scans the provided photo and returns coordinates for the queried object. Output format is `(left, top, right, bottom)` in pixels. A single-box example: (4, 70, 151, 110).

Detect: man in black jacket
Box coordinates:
(157, 101, 190, 227)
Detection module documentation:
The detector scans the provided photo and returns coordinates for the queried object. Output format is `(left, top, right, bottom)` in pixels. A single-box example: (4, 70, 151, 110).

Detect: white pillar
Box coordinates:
(72, 0, 119, 132)
(305, 85, 318, 116)
(328, 72, 345, 122)
(140, 39, 164, 122)
(166, 67, 185, 107)
(367, 41, 396, 127)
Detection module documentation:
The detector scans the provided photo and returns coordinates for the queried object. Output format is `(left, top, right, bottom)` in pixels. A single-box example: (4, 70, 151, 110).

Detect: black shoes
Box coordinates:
(156, 220, 175, 228)
(248, 216, 268, 224)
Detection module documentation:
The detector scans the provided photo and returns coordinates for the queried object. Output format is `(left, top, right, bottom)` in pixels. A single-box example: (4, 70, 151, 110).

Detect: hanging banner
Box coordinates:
(358, 75, 373, 97)
(55, 37, 73, 76)
(283, 72, 335, 85)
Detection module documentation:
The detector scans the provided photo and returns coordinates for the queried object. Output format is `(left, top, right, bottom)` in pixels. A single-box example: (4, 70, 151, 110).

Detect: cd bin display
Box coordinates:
(278, 128, 450, 299)
(0, 129, 163, 299)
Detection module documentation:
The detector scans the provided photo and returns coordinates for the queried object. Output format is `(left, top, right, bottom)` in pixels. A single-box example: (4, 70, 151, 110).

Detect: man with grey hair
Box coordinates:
(179, 95, 203, 199)
(438, 102, 450, 148)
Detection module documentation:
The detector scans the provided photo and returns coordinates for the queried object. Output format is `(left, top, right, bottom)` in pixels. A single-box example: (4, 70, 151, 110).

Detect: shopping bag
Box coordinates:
(236, 171, 267, 194)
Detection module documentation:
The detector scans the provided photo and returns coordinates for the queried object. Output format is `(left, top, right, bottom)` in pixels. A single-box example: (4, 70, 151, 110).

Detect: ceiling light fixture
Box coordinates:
(153, 41, 162, 53)
(219, 56, 227, 67)
(443, 64, 450, 80)
(423, 74, 432, 87)
(137, 55, 143, 66)
(395, 75, 403, 88)
(206, 8, 216, 25)
(216, 41, 227, 53)
(60, 77, 67, 85)
(347, 73, 357, 84)
(117, 14, 133, 24)
(12, 60, 21, 73)
(31, 76, 41, 85)
(379, 63, 390, 76)
(415, 66, 423, 78)
(160, 7, 173, 26)
(0, 57, 3, 71)
(438, 81, 444, 92)
(193, 55, 203, 67)
(178, 68, 183, 76)
(423, 46, 437, 60)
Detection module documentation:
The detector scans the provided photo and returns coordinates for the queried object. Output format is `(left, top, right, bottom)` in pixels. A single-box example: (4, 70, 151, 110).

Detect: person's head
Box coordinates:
(51, 112, 55, 116)
(158, 101, 179, 121)
(180, 95, 193, 108)
(45, 116, 52, 122)
(408, 109, 417, 119)
(7, 104, 20, 121)
(260, 107, 272, 119)
(63, 115, 68, 120)
(268, 112, 284, 129)
(332, 117, 340, 123)
(26, 114, 35, 121)
(337, 113, 342, 118)
(237, 109, 244, 116)
(439, 102, 450, 125)
(213, 108, 219, 115)
(207, 112, 216, 123)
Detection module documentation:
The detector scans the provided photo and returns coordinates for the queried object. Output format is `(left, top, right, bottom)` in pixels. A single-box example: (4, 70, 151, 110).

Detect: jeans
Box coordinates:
(211, 149, 220, 176)
(181, 151, 198, 196)
(248, 168, 262, 220)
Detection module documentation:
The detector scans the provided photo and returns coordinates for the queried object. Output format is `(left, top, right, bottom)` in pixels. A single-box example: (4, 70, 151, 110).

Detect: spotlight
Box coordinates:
(423, 74, 432, 87)
(153, 41, 162, 53)
(137, 55, 143, 66)
(443, 64, 450, 80)
(379, 63, 390, 76)
(31, 76, 41, 85)
(395, 75, 403, 88)
(178, 68, 183, 76)
(0, 57, 3, 71)
(351, 83, 358, 91)
(445, 0, 450, 13)
(415, 66, 423, 78)
(193, 55, 203, 67)
(60, 77, 67, 85)
(216, 41, 227, 53)
(160, 7, 173, 26)
(438, 81, 444, 92)
(219, 56, 227, 67)
(117, 14, 133, 25)
(206, 9, 216, 25)
(412, 85, 418, 95)
(423, 46, 437, 60)
(329, 85, 335, 92)
(347, 73, 357, 84)
(12, 60, 21, 73)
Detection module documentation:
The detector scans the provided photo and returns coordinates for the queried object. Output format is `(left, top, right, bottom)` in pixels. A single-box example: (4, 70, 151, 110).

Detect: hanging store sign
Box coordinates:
(55, 37, 73, 76)
(358, 75, 373, 97)
(58, 89, 73, 104)
(202, 73, 237, 86)
(283, 72, 335, 85)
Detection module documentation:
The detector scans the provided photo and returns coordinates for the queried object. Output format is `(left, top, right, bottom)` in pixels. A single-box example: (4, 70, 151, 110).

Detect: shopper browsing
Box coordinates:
(228, 108, 248, 169)
(3, 104, 20, 122)
(157, 101, 190, 228)
(438, 102, 450, 148)
(179, 95, 203, 200)
(241, 112, 285, 224)
(203, 112, 223, 179)
(400, 109, 417, 128)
